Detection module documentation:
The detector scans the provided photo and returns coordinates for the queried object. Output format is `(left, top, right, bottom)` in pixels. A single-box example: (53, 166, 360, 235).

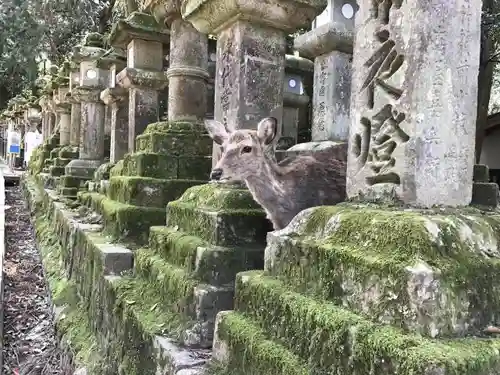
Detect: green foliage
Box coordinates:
(0, 0, 126, 111)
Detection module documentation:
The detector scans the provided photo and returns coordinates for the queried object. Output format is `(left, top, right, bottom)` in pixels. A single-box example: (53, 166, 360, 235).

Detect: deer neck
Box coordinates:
(244, 159, 286, 199)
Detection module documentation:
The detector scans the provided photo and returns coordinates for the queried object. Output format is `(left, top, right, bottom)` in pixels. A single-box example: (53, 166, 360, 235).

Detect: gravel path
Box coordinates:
(2, 184, 63, 375)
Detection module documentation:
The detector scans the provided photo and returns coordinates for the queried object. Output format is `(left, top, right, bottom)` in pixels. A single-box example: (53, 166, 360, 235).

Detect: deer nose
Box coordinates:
(210, 168, 223, 181)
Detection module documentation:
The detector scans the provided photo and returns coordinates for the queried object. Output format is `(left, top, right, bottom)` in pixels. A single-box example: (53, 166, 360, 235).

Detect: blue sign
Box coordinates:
(9, 145, 20, 154)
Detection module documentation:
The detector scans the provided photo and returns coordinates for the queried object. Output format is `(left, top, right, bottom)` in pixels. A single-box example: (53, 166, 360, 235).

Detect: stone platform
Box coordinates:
(210, 203, 500, 374)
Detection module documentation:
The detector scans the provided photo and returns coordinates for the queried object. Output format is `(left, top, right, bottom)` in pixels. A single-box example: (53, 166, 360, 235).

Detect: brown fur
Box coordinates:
(204, 117, 347, 230)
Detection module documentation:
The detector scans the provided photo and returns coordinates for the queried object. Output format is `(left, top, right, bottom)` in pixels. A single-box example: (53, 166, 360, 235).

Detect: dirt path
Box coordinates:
(2, 184, 63, 375)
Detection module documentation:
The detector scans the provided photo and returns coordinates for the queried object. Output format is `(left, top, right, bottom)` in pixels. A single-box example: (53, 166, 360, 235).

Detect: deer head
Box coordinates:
(204, 117, 278, 182)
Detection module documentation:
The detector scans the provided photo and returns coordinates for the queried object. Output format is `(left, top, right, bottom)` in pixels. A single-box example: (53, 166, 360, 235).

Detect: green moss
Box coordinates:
(174, 183, 261, 210)
(135, 122, 212, 156)
(149, 226, 205, 268)
(110, 158, 125, 177)
(214, 311, 310, 375)
(134, 247, 197, 317)
(269, 206, 500, 336)
(233, 271, 500, 375)
(100, 197, 166, 242)
(108, 176, 205, 207)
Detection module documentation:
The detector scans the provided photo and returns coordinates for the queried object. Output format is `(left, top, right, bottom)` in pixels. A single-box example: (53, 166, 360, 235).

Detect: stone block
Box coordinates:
(182, 0, 328, 34)
(53, 158, 73, 167)
(108, 176, 205, 207)
(166, 184, 270, 247)
(121, 152, 211, 180)
(346, 0, 481, 207)
(471, 182, 499, 207)
(473, 164, 490, 182)
(97, 243, 133, 276)
(265, 204, 500, 338)
(224, 270, 500, 375)
(49, 166, 66, 177)
(135, 125, 213, 156)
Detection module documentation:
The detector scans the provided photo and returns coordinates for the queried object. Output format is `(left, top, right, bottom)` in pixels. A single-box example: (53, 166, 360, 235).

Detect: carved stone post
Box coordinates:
(100, 51, 128, 164)
(108, 12, 169, 153)
(346, 0, 481, 206)
(65, 33, 109, 180)
(165, 2, 209, 122)
(182, 0, 326, 165)
(68, 63, 82, 153)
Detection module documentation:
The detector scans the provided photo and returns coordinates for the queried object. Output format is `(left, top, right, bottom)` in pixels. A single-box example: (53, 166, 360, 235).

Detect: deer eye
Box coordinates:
(241, 146, 252, 154)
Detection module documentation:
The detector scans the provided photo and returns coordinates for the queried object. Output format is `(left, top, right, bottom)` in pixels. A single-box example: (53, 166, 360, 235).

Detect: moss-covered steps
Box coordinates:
(75, 120, 213, 243)
(212, 271, 500, 375)
(265, 205, 500, 338)
(78, 191, 166, 243)
(22, 174, 211, 375)
(129, 183, 272, 349)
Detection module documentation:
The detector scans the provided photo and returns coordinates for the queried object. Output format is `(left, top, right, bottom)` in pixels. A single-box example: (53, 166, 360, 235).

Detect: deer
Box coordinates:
(204, 116, 347, 230)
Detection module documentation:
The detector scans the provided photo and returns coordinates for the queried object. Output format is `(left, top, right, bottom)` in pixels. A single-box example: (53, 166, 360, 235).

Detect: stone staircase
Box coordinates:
(210, 204, 500, 374)
(78, 121, 212, 243)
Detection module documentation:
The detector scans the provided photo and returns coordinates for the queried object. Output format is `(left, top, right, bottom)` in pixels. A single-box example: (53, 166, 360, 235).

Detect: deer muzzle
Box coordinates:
(210, 168, 223, 181)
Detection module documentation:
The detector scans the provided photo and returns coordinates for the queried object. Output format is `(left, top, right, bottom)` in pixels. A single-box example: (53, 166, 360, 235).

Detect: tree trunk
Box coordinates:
(476, 0, 495, 164)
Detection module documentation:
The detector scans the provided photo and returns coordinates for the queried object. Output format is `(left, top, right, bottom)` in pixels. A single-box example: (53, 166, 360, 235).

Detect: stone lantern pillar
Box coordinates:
(290, 0, 356, 160)
(68, 60, 82, 153)
(64, 33, 109, 181)
(182, 0, 328, 164)
(108, 12, 170, 153)
(99, 48, 128, 164)
(54, 62, 72, 147)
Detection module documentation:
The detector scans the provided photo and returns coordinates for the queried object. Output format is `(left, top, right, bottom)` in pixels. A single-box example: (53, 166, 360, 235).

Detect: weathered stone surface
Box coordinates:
(166, 16, 209, 122)
(100, 87, 129, 163)
(346, 0, 481, 206)
(265, 204, 500, 338)
(295, 0, 355, 143)
(472, 182, 499, 207)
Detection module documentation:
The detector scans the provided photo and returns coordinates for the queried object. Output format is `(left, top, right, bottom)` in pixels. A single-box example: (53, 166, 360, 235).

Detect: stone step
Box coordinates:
(166, 184, 270, 247)
(135, 121, 212, 155)
(58, 149, 79, 159)
(212, 311, 311, 375)
(49, 166, 65, 177)
(134, 247, 235, 347)
(265, 205, 500, 338)
(50, 146, 63, 158)
(227, 271, 500, 375)
(108, 176, 205, 207)
(78, 192, 165, 243)
(100, 275, 211, 374)
(121, 151, 211, 180)
(59, 175, 89, 188)
(149, 226, 264, 285)
(53, 157, 73, 167)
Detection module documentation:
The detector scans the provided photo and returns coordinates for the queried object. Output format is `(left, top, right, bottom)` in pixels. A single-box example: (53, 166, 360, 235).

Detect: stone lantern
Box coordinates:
(295, 0, 357, 144)
(65, 32, 109, 181)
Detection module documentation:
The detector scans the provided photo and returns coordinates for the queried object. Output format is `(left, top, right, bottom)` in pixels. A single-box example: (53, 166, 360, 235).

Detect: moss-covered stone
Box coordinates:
(135, 126, 212, 156)
(59, 175, 88, 188)
(166, 184, 269, 246)
(265, 205, 500, 338)
(79, 192, 165, 242)
(212, 311, 310, 375)
(229, 271, 500, 375)
(108, 176, 205, 207)
(49, 165, 66, 177)
(53, 157, 74, 167)
(149, 226, 264, 285)
(121, 152, 211, 180)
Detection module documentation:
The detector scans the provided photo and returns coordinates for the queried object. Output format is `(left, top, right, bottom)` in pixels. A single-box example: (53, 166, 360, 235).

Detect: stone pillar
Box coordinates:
(346, 0, 481, 207)
(182, 0, 326, 165)
(55, 86, 71, 145)
(280, 55, 313, 148)
(65, 34, 109, 179)
(68, 66, 82, 152)
(100, 55, 129, 163)
(165, 3, 209, 122)
(295, 0, 355, 143)
(109, 12, 169, 153)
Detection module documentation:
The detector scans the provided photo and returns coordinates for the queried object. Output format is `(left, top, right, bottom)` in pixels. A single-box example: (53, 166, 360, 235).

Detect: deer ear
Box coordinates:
(257, 117, 278, 145)
(204, 119, 229, 145)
